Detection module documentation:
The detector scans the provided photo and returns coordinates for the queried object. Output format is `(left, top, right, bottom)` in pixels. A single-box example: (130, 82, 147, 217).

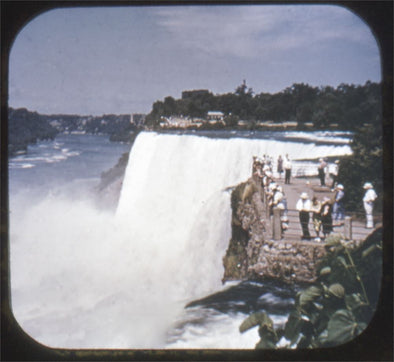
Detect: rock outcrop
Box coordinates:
(223, 176, 327, 284)
(95, 151, 130, 210)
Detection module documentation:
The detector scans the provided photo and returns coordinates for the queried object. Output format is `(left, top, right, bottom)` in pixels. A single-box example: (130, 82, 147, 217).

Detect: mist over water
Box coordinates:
(10, 131, 352, 348)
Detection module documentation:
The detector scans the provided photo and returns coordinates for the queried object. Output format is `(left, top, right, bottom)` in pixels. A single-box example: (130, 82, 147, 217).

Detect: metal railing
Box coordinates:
(267, 207, 381, 242)
(252, 159, 381, 243)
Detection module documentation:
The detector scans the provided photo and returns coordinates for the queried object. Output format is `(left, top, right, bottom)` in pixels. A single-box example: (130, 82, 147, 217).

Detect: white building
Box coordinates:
(207, 111, 224, 122)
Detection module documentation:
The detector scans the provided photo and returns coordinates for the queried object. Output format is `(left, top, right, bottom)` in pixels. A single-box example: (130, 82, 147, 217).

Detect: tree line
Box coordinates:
(8, 107, 59, 156)
(145, 81, 383, 213)
(8, 108, 139, 155)
(145, 81, 381, 130)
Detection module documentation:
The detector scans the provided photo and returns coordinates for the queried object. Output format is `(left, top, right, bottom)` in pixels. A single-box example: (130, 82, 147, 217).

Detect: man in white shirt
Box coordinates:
(296, 192, 311, 240)
(284, 154, 292, 185)
(363, 182, 378, 229)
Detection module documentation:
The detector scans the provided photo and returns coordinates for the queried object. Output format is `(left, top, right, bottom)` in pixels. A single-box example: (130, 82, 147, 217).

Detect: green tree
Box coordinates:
(224, 114, 239, 127)
(217, 93, 238, 115)
(296, 102, 314, 123)
(312, 89, 344, 128)
(338, 122, 383, 212)
(144, 81, 381, 130)
(235, 79, 253, 97)
(162, 96, 177, 116)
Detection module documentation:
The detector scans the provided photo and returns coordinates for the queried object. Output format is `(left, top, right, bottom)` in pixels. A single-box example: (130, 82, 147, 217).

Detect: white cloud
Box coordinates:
(153, 5, 378, 59)
(9, 5, 380, 115)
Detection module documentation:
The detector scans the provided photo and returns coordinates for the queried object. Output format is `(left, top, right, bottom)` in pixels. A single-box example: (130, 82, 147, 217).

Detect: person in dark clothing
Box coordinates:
(318, 158, 327, 186)
(321, 197, 333, 238)
(253, 159, 263, 186)
(296, 192, 311, 240)
(284, 154, 292, 184)
(277, 155, 283, 179)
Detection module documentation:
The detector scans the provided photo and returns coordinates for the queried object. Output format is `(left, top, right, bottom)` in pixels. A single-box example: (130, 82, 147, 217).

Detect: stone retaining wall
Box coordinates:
(248, 239, 326, 283)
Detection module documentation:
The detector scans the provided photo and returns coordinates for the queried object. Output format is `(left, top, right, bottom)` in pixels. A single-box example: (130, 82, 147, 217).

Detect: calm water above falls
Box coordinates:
(9, 131, 352, 349)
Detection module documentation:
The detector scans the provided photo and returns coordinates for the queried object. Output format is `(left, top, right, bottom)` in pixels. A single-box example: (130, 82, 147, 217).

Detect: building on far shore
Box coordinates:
(207, 111, 224, 122)
(159, 116, 203, 128)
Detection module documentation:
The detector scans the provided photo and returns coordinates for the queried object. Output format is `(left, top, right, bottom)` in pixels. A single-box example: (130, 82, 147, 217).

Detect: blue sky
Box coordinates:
(9, 5, 381, 116)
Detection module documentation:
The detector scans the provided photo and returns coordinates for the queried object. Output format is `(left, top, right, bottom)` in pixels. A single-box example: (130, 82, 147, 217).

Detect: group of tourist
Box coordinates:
(252, 155, 378, 242)
(317, 158, 340, 189)
(296, 188, 343, 242)
(296, 181, 378, 241)
(253, 155, 289, 235)
(253, 155, 287, 212)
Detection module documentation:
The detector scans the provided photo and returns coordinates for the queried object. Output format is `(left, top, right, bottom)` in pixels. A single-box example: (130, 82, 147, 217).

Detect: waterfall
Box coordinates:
(113, 132, 351, 346)
(10, 131, 352, 349)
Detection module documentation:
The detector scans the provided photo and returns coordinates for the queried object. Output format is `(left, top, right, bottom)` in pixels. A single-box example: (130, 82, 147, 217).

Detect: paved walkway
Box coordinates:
(265, 174, 380, 243)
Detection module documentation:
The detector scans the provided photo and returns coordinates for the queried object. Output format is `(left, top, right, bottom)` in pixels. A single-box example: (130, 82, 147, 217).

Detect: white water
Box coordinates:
(10, 132, 352, 349)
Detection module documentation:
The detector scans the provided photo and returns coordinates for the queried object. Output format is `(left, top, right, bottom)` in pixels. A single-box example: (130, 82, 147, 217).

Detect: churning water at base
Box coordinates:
(10, 131, 351, 349)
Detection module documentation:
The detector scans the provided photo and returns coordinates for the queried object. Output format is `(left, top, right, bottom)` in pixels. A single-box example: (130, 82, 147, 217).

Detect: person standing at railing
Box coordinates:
(277, 155, 283, 179)
(253, 158, 264, 187)
(276, 186, 288, 217)
(296, 192, 311, 240)
(252, 156, 259, 174)
(311, 196, 322, 241)
(266, 156, 273, 172)
(271, 186, 288, 237)
(363, 182, 378, 229)
(332, 184, 345, 225)
(329, 160, 340, 190)
(261, 154, 267, 169)
(263, 171, 273, 190)
(266, 181, 278, 216)
(284, 154, 292, 184)
(317, 158, 327, 186)
(277, 186, 289, 235)
(321, 196, 333, 238)
(270, 184, 283, 212)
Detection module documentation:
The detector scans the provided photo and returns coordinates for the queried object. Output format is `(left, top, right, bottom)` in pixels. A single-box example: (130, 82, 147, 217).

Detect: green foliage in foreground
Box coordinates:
(338, 123, 383, 212)
(240, 229, 382, 349)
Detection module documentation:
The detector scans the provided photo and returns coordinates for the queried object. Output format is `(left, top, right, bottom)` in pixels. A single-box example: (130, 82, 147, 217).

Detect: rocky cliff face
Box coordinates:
(95, 151, 130, 210)
(222, 177, 265, 281)
(223, 177, 327, 284)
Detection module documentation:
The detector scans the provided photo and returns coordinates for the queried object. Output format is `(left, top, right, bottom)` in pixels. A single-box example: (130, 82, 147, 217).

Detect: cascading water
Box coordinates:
(10, 131, 352, 349)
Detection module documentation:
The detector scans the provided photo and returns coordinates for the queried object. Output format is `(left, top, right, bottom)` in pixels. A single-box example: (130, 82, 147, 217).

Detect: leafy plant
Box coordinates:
(240, 228, 382, 349)
(338, 122, 382, 212)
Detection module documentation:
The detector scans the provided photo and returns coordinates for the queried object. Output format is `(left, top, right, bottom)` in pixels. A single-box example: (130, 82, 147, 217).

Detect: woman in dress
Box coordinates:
(321, 197, 333, 239)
